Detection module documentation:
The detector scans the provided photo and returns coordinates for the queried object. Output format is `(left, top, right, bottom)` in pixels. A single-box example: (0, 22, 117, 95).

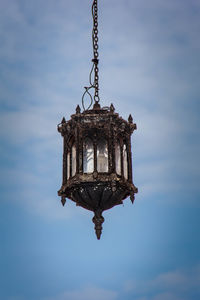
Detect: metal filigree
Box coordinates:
(58, 103, 138, 239)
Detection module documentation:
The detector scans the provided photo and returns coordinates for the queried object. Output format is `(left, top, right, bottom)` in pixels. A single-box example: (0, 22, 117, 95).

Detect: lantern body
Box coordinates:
(58, 103, 137, 239)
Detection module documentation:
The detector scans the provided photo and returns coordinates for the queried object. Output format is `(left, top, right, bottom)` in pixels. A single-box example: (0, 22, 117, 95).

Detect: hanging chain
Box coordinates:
(82, 0, 100, 111)
(92, 0, 100, 102)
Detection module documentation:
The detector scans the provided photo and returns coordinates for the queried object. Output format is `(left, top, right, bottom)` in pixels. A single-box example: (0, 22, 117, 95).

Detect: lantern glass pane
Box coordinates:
(67, 151, 70, 179)
(72, 143, 76, 177)
(115, 141, 121, 175)
(123, 144, 128, 180)
(97, 138, 108, 172)
(83, 138, 94, 173)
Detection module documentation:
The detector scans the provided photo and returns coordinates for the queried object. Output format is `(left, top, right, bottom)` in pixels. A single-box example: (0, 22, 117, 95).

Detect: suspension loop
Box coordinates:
(82, 87, 93, 111)
(82, 0, 100, 110)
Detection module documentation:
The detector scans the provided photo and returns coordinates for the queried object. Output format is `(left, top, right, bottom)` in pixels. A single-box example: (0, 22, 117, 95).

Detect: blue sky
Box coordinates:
(0, 0, 200, 299)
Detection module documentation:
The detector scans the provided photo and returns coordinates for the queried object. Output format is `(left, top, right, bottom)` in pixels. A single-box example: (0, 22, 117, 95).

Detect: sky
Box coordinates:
(0, 0, 200, 299)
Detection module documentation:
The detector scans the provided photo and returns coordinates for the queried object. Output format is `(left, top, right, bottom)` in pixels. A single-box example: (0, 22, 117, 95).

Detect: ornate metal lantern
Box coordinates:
(58, 0, 138, 239)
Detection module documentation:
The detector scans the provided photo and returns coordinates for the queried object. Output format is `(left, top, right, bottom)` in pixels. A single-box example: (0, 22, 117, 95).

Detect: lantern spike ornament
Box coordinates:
(58, 0, 138, 240)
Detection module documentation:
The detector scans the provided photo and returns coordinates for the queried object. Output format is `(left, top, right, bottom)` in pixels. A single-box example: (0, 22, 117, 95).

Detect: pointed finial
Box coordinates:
(76, 105, 81, 114)
(128, 114, 133, 123)
(61, 196, 66, 206)
(92, 210, 104, 240)
(130, 193, 135, 204)
(61, 117, 66, 124)
(110, 103, 115, 113)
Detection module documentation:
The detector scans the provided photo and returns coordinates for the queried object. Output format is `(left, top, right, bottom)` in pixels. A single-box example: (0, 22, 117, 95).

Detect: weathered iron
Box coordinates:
(58, 102, 138, 239)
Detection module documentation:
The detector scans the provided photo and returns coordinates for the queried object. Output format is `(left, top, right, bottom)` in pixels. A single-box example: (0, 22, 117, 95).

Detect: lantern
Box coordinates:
(57, 0, 138, 239)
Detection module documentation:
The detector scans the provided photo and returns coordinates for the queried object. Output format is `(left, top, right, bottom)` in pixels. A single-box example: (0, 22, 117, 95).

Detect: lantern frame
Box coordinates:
(58, 102, 138, 239)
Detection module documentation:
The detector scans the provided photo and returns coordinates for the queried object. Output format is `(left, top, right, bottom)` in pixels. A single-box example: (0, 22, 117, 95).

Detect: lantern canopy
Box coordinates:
(57, 0, 138, 239)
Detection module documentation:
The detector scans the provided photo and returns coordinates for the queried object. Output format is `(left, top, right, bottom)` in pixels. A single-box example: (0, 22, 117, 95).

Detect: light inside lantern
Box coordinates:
(83, 137, 94, 173)
(66, 137, 129, 180)
(97, 138, 108, 172)
(67, 151, 70, 179)
(123, 144, 128, 180)
(72, 143, 76, 177)
(115, 140, 121, 175)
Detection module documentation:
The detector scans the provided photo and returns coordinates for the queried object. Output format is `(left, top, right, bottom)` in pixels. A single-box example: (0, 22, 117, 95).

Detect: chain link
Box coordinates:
(92, 0, 99, 102)
(82, 0, 100, 110)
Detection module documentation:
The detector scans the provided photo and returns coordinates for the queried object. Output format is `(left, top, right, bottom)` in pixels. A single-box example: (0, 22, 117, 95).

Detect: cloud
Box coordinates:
(152, 293, 183, 300)
(44, 286, 118, 300)
(6, 298, 25, 300)
(134, 295, 183, 300)
(124, 264, 200, 300)
(0, 164, 90, 220)
(0, 0, 200, 222)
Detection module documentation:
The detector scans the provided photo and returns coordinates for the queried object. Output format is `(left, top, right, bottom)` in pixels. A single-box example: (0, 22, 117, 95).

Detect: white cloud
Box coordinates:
(44, 286, 118, 300)
(0, 164, 90, 220)
(0, 0, 200, 221)
(124, 264, 200, 300)
(152, 293, 183, 300)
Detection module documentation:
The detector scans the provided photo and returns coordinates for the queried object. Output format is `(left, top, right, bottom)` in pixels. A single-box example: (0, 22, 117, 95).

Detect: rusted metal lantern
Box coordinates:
(57, 0, 138, 239)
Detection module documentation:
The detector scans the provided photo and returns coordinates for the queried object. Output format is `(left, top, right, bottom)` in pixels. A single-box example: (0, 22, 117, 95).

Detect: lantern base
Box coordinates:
(58, 180, 137, 239)
(59, 181, 137, 211)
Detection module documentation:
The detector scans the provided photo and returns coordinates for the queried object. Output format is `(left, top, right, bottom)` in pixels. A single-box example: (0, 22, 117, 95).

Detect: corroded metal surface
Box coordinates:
(58, 102, 137, 239)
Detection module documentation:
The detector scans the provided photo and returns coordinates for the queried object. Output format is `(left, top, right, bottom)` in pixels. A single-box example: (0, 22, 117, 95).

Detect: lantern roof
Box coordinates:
(58, 103, 136, 137)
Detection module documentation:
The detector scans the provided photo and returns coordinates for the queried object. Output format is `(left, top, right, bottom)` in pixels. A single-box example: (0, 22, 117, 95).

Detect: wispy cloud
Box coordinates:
(44, 286, 118, 300)
(124, 264, 200, 300)
(0, 0, 200, 219)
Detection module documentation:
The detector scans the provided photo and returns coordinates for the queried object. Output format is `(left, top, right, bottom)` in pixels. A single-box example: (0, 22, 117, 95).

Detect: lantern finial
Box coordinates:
(110, 103, 115, 113)
(92, 210, 105, 240)
(76, 105, 81, 114)
(61, 196, 66, 206)
(61, 117, 66, 124)
(93, 101, 101, 110)
(128, 114, 133, 123)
